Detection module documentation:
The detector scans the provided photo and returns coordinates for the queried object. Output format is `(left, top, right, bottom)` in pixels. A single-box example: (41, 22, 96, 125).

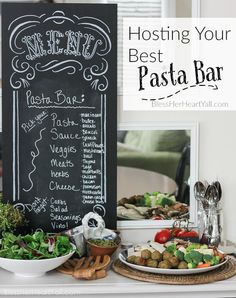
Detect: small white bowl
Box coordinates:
(0, 244, 76, 277)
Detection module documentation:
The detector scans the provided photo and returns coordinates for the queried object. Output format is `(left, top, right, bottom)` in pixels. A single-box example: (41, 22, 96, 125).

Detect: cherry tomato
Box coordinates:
(177, 230, 199, 238)
(154, 229, 171, 244)
(171, 228, 182, 237)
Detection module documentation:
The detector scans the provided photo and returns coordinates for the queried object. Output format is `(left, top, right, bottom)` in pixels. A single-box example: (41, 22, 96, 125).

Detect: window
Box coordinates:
(107, 0, 162, 92)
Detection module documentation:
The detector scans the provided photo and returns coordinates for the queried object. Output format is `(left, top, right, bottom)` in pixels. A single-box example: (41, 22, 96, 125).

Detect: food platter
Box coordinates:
(117, 192, 189, 220)
(119, 250, 228, 275)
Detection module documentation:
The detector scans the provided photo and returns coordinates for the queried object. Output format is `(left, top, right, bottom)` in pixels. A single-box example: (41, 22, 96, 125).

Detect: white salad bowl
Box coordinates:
(0, 243, 76, 277)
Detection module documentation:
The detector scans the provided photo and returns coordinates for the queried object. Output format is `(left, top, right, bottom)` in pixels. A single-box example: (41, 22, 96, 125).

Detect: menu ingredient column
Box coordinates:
(81, 109, 106, 213)
(49, 111, 80, 231)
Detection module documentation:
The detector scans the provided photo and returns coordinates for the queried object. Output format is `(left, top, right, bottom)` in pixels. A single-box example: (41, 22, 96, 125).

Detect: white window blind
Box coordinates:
(106, 0, 162, 92)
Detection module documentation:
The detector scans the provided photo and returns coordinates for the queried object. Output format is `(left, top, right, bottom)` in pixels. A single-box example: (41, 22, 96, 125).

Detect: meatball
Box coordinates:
(127, 255, 136, 264)
(141, 249, 151, 260)
(146, 259, 158, 268)
(168, 256, 179, 268)
(134, 256, 146, 266)
(158, 260, 172, 269)
(151, 250, 162, 261)
(178, 261, 188, 269)
(163, 251, 173, 261)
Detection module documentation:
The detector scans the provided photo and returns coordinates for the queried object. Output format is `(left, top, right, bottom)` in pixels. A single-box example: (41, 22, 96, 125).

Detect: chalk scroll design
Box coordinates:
(84, 58, 108, 91)
(10, 56, 36, 89)
(8, 11, 111, 90)
(35, 59, 83, 74)
(23, 127, 46, 192)
(93, 204, 106, 217)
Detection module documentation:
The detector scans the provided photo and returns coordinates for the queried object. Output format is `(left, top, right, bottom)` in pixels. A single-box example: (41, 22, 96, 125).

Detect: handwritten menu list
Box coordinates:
(2, 4, 117, 231)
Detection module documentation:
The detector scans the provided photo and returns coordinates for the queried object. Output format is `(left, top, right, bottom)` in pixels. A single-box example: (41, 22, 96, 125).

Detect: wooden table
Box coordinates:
(117, 166, 177, 200)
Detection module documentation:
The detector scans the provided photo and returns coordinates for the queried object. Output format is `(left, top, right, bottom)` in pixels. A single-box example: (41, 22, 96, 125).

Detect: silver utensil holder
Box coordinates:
(198, 206, 223, 247)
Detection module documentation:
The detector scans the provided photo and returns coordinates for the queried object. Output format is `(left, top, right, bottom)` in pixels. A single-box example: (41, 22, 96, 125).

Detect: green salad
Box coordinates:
(0, 231, 76, 260)
(140, 192, 176, 207)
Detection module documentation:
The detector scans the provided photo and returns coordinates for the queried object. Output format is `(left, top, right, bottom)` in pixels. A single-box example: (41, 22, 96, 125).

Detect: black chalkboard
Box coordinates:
(2, 3, 117, 232)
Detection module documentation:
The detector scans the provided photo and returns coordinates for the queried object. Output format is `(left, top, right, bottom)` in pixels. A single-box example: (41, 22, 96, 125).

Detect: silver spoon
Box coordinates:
(194, 181, 206, 201)
(194, 181, 209, 209)
(206, 184, 219, 207)
(212, 181, 222, 201)
(205, 185, 220, 239)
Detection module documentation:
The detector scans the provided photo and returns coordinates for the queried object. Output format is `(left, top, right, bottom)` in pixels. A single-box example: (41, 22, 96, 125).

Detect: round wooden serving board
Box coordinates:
(112, 257, 236, 285)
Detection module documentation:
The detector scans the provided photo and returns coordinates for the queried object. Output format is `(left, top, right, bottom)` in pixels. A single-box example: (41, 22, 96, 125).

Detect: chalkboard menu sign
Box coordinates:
(2, 3, 117, 231)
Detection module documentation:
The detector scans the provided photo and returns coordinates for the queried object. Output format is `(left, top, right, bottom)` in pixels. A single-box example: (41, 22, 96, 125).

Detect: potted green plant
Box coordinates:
(0, 193, 25, 237)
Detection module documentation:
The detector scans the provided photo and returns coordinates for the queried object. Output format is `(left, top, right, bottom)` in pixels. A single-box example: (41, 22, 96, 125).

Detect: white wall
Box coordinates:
(199, 0, 236, 242)
(120, 0, 236, 244)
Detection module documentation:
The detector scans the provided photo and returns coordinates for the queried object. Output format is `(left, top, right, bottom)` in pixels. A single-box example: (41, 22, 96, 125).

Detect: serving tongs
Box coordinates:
(57, 255, 111, 280)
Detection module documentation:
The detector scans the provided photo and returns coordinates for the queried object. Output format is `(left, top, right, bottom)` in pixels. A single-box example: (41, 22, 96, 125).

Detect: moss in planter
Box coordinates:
(0, 193, 25, 236)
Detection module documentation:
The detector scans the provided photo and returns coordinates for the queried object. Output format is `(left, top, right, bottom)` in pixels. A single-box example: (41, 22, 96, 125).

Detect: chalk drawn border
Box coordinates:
(9, 10, 110, 210)
(9, 10, 111, 91)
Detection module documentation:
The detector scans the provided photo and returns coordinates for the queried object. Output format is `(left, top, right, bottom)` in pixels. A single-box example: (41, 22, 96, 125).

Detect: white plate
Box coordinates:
(119, 251, 228, 275)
